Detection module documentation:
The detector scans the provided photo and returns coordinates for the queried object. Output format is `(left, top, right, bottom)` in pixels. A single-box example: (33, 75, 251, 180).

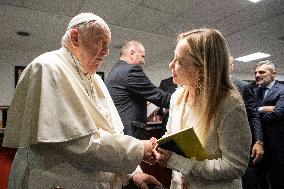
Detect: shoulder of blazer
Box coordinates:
(275, 81, 284, 88)
(115, 60, 128, 67)
(128, 64, 144, 74)
(274, 81, 284, 94)
(116, 60, 141, 70)
(112, 60, 132, 73)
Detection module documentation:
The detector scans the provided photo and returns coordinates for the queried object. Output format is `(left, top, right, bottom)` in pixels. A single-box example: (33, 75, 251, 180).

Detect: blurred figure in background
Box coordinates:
(229, 57, 264, 189)
(106, 40, 171, 140)
(251, 60, 284, 189)
(157, 77, 177, 136)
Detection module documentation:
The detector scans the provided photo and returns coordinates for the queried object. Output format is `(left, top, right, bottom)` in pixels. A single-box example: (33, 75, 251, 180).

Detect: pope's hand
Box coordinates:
(142, 137, 157, 165)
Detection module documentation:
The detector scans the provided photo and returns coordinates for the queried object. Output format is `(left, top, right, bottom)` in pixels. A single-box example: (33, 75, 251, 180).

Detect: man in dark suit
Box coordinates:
(106, 40, 171, 140)
(230, 57, 264, 189)
(232, 78, 264, 158)
(252, 60, 284, 189)
(237, 80, 268, 189)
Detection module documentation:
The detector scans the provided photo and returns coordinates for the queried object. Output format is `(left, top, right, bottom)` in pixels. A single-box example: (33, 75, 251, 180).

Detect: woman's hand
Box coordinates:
(153, 147, 173, 167)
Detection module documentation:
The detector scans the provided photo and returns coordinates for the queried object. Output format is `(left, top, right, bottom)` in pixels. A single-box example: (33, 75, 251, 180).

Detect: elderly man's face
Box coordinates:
(255, 64, 275, 87)
(78, 23, 111, 74)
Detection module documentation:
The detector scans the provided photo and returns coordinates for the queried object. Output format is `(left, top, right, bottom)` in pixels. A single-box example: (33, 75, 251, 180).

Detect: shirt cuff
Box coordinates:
(130, 165, 143, 177)
(258, 107, 264, 113)
(167, 153, 196, 174)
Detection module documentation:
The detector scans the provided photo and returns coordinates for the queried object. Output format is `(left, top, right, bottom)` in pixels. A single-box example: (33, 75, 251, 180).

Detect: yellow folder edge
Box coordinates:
(157, 128, 207, 160)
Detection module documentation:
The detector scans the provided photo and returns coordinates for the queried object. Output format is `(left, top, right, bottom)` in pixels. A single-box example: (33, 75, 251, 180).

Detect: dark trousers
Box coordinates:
(242, 157, 269, 189)
(267, 150, 284, 189)
(242, 148, 284, 189)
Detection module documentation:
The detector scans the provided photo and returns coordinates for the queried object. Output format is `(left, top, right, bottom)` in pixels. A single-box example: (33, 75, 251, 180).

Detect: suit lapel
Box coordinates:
(254, 87, 263, 106)
(262, 82, 278, 104)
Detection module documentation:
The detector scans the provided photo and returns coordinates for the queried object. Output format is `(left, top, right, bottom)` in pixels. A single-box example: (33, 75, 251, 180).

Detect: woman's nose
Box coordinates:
(169, 61, 174, 68)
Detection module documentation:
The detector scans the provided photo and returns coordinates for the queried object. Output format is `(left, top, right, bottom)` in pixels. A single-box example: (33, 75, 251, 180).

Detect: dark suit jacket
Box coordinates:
(232, 78, 248, 95)
(159, 77, 177, 95)
(253, 81, 284, 151)
(158, 77, 177, 132)
(233, 78, 263, 143)
(106, 60, 171, 139)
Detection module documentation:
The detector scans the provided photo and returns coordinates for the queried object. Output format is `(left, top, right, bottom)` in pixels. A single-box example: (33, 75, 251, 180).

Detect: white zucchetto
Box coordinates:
(67, 13, 104, 30)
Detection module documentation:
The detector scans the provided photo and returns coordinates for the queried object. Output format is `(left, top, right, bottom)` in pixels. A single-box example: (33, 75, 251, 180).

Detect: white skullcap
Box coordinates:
(67, 13, 104, 30)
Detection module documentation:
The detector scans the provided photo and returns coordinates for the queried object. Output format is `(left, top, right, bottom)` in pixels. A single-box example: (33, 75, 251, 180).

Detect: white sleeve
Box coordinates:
(167, 106, 251, 180)
(57, 131, 144, 174)
(164, 90, 179, 136)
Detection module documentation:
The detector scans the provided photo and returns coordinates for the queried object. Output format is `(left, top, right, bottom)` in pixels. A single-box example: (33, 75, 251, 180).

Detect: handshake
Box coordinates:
(142, 137, 173, 167)
(142, 137, 159, 165)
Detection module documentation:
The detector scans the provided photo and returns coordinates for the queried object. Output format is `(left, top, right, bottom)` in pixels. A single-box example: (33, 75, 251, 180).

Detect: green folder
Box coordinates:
(157, 128, 207, 160)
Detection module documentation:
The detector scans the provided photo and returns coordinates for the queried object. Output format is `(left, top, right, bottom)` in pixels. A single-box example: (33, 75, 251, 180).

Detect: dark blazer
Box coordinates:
(233, 78, 263, 143)
(232, 78, 248, 95)
(158, 77, 177, 132)
(253, 81, 284, 151)
(106, 60, 171, 139)
(159, 77, 177, 95)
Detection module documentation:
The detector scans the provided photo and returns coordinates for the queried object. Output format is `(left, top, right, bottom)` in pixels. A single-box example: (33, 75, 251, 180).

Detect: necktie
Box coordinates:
(259, 87, 267, 103)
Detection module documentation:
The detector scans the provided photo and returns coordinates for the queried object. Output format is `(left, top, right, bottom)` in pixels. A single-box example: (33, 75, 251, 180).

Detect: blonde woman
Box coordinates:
(154, 28, 251, 189)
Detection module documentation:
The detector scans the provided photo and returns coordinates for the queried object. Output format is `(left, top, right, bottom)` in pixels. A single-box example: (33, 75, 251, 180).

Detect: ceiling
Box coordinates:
(0, 0, 284, 84)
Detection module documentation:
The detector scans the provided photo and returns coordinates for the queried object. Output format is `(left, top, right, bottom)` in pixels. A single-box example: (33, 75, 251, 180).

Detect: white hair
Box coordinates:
(255, 60, 276, 72)
(61, 13, 109, 46)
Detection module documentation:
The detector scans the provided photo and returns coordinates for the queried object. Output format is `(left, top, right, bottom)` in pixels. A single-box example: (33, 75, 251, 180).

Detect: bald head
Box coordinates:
(120, 40, 145, 65)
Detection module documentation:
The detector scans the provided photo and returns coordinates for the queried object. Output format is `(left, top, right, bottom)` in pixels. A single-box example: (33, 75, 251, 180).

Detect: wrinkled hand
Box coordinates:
(142, 137, 157, 165)
(153, 147, 173, 167)
(251, 143, 264, 164)
(261, 106, 274, 113)
(132, 172, 163, 189)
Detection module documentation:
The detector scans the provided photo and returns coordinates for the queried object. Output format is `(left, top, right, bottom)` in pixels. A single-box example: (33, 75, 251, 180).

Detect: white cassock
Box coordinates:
(3, 47, 144, 189)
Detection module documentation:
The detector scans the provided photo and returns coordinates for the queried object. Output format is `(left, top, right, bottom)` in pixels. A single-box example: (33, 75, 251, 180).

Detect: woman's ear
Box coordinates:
(70, 29, 79, 47)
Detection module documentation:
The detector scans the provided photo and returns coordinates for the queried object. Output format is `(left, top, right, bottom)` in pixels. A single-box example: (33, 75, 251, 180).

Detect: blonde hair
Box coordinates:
(178, 28, 235, 142)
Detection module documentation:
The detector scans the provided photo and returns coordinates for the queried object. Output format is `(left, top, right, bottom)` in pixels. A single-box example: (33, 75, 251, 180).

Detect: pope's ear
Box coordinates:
(70, 29, 79, 47)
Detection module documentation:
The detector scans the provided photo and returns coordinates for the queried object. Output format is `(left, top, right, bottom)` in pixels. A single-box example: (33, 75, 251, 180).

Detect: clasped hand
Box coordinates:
(143, 137, 173, 167)
(142, 137, 158, 165)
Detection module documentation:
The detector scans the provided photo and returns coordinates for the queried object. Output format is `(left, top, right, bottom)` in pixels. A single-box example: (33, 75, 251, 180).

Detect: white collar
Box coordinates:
(266, 80, 275, 89)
